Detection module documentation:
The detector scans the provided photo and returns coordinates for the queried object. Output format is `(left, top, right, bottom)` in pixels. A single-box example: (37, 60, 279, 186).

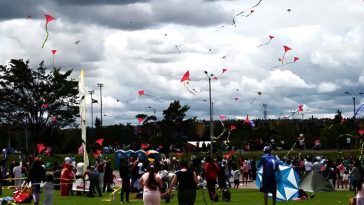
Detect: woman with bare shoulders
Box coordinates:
(139, 164, 164, 205)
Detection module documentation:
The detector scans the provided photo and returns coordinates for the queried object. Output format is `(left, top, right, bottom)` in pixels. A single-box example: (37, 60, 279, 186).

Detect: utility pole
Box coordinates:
(204, 71, 214, 159)
(97, 83, 104, 126)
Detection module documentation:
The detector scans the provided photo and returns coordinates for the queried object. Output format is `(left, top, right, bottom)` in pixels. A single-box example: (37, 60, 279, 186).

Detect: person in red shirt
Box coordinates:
(60, 163, 74, 196)
(204, 156, 220, 201)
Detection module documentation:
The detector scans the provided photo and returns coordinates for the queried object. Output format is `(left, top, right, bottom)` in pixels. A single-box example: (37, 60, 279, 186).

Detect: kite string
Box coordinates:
(284, 142, 296, 158)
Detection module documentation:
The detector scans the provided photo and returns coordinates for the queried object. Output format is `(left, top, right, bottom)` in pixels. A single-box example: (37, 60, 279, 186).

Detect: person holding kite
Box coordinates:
(258, 146, 280, 205)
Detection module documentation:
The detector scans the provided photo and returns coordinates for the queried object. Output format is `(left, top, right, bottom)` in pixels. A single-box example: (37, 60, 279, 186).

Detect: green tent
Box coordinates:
(299, 171, 334, 193)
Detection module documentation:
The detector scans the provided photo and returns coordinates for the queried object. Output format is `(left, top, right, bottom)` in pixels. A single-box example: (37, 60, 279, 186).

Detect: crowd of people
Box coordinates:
(1, 146, 364, 205)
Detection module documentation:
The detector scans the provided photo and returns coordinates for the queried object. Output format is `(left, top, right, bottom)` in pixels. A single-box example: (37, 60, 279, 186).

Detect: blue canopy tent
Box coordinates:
(135, 150, 147, 161)
(114, 150, 127, 169)
(256, 162, 300, 201)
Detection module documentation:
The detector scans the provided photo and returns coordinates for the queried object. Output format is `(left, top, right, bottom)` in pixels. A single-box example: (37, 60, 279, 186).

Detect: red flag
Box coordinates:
(244, 115, 250, 125)
(95, 138, 104, 146)
(283, 45, 292, 52)
(36, 144, 46, 154)
(298, 104, 303, 112)
(180, 70, 190, 83)
(51, 50, 57, 55)
(138, 90, 144, 96)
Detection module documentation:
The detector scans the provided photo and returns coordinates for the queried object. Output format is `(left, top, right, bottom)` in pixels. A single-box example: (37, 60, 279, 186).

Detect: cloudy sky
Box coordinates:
(1, 0, 364, 125)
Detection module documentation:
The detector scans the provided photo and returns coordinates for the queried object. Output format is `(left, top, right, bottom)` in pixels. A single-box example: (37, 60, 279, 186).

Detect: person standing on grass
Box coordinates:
(139, 164, 164, 205)
(119, 158, 131, 204)
(241, 160, 249, 187)
(350, 160, 363, 194)
(43, 174, 55, 205)
(204, 156, 220, 201)
(28, 158, 46, 205)
(103, 161, 114, 192)
(84, 166, 102, 197)
(168, 160, 198, 205)
(232, 165, 241, 189)
(258, 146, 280, 205)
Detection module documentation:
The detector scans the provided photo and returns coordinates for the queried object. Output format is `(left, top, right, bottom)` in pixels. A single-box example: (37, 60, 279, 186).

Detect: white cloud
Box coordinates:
(317, 82, 340, 93)
(1, 0, 364, 124)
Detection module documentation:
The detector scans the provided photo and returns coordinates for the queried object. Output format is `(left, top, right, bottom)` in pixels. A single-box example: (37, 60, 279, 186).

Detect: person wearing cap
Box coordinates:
(258, 146, 280, 205)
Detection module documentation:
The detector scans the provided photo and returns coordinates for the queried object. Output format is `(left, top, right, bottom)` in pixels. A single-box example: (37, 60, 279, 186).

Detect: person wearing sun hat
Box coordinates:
(258, 146, 280, 205)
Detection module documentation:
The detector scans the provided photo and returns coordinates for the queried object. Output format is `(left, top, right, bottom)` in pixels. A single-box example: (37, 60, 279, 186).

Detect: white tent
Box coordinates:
(187, 141, 211, 147)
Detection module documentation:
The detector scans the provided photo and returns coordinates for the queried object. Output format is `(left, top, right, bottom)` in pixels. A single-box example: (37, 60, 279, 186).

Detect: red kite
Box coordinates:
(298, 104, 303, 112)
(138, 90, 145, 96)
(244, 115, 250, 125)
(137, 117, 144, 124)
(181, 70, 190, 83)
(281, 45, 292, 64)
(95, 138, 104, 146)
(42, 14, 55, 48)
(257, 35, 275, 47)
(36, 143, 46, 154)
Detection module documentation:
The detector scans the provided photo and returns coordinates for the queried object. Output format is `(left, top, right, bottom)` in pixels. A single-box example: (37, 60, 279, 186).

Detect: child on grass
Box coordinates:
(232, 169, 241, 189)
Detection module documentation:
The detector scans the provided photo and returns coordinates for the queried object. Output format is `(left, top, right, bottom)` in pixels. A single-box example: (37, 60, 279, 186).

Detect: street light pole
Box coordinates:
(97, 83, 104, 126)
(204, 71, 214, 159)
(345, 91, 363, 119)
(88, 90, 95, 129)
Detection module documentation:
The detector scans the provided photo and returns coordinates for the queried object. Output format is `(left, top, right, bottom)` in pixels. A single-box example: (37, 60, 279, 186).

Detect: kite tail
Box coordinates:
(360, 141, 364, 160)
(42, 30, 49, 48)
(281, 52, 286, 64)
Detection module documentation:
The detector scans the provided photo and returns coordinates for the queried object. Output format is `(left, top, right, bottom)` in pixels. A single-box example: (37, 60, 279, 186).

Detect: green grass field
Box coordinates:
(1, 188, 354, 205)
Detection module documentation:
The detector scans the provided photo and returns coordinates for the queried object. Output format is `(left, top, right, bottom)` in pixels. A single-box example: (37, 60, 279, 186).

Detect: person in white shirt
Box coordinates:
(13, 161, 23, 188)
(304, 159, 313, 174)
(232, 169, 241, 188)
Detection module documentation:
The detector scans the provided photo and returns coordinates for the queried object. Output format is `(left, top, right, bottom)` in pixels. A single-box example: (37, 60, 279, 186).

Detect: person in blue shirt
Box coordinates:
(258, 146, 279, 205)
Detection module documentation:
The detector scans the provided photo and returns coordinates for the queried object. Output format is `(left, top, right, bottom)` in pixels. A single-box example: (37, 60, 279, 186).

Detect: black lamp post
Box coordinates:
(204, 71, 214, 159)
(345, 91, 363, 119)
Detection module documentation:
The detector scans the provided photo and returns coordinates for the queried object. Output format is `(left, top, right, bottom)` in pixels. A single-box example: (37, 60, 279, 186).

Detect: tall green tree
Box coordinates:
(0, 59, 79, 146)
(160, 100, 194, 147)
